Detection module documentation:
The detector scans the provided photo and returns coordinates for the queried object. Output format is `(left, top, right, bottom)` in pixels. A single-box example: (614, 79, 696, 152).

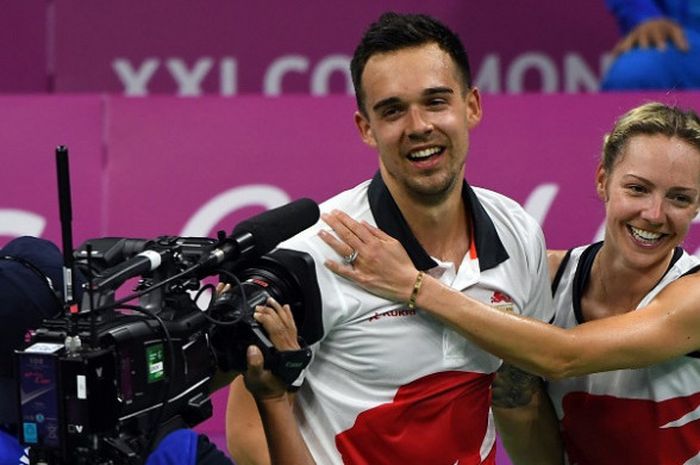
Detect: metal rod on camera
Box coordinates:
(56, 145, 76, 306)
(86, 243, 99, 347)
(56, 146, 82, 345)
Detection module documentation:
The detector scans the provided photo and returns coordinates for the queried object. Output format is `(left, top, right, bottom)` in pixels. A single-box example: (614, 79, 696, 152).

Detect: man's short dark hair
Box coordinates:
(350, 12, 473, 116)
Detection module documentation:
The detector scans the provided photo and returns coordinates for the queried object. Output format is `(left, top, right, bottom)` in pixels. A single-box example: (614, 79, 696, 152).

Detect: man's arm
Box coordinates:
(491, 364, 564, 465)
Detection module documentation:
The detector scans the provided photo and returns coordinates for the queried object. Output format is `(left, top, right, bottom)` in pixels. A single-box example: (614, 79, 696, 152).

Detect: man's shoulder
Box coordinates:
(319, 179, 372, 213)
(471, 185, 522, 208)
(281, 179, 373, 250)
(472, 186, 538, 231)
(471, 186, 548, 270)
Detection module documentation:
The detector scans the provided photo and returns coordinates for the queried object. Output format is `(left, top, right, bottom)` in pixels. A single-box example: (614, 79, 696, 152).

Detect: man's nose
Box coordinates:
(406, 107, 433, 139)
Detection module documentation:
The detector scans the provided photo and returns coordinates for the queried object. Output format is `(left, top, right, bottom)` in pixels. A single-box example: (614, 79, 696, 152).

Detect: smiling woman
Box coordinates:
(319, 102, 700, 465)
(592, 132, 700, 290)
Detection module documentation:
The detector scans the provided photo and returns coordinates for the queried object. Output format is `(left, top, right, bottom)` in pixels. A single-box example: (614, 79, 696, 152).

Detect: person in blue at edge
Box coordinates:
(601, 0, 700, 90)
(0, 236, 304, 465)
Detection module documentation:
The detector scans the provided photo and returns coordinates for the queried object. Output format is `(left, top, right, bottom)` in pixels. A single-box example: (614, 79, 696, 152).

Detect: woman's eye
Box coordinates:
(671, 194, 692, 204)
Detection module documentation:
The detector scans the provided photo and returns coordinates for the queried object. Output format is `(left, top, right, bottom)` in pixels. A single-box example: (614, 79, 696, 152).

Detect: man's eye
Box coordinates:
(383, 107, 401, 118)
(628, 184, 647, 194)
(428, 99, 447, 107)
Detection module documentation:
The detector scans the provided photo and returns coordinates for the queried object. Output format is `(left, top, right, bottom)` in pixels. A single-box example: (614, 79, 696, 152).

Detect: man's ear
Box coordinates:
(354, 111, 377, 148)
(466, 87, 482, 129)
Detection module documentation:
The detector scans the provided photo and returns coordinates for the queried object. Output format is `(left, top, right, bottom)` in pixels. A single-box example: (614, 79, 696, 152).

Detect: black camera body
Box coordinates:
(15, 236, 321, 465)
(210, 249, 322, 378)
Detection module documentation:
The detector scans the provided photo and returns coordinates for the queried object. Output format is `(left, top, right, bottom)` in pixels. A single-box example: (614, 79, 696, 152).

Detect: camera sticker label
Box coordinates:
(77, 374, 86, 399)
(24, 342, 63, 354)
(146, 344, 165, 383)
(23, 423, 37, 444)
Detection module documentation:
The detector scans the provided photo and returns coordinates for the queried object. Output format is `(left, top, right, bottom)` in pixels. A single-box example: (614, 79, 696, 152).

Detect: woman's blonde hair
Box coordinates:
(602, 102, 700, 172)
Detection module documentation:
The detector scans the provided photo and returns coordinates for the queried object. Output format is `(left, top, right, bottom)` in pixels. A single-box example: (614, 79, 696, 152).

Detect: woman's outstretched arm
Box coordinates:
(319, 210, 700, 378)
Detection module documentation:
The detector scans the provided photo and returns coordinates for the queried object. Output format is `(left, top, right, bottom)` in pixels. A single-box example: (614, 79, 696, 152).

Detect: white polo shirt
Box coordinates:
(280, 173, 553, 465)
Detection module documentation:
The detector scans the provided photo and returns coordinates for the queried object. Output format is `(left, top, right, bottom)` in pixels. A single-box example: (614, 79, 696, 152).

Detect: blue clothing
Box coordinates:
(606, 0, 700, 33)
(0, 430, 26, 465)
(146, 429, 234, 465)
(146, 429, 199, 465)
(0, 428, 230, 465)
(602, 0, 700, 90)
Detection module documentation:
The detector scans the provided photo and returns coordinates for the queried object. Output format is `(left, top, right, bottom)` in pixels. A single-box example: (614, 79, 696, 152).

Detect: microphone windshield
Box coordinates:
(232, 198, 320, 256)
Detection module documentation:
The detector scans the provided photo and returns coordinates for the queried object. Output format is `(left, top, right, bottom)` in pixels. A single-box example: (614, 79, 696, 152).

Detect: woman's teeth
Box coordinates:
(629, 225, 663, 243)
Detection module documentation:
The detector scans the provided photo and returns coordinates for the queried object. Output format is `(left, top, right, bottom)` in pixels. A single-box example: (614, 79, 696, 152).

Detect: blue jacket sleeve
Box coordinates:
(145, 429, 233, 465)
(0, 430, 25, 465)
(145, 429, 199, 465)
(606, 0, 666, 33)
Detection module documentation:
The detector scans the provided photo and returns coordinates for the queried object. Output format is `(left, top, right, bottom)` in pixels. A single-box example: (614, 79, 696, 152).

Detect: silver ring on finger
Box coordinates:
(342, 249, 359, 265)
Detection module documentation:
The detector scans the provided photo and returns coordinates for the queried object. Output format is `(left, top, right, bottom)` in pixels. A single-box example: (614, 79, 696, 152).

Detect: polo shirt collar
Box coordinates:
(367, 171, 509, 272)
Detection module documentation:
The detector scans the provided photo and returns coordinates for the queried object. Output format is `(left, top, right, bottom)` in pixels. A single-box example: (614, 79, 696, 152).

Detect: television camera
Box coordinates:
(14, 198, 322, 465)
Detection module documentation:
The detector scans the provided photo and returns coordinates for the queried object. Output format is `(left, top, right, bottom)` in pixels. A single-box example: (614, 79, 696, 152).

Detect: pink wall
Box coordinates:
(3, 1, 618, 95)
(1, 1, 47, 92)
(6, 93, 700, 252)
(0, 96, 104, 243)
(3, 92, 700, 462)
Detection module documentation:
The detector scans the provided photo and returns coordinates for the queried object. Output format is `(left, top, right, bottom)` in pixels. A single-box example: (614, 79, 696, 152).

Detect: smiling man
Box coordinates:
(226, 12, 562, 465)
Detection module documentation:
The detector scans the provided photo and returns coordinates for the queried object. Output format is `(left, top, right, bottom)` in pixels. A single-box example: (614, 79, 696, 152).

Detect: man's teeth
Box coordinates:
(630, 226, 663, 242)
(410, 147, 441, 160)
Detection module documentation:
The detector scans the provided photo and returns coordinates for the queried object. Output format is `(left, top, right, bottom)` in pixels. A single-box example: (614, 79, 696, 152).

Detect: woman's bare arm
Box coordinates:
(319, 210, 700, 378)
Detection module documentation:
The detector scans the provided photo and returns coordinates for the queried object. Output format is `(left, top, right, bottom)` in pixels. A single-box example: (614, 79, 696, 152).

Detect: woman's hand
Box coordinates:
(319, 209, 419, 303)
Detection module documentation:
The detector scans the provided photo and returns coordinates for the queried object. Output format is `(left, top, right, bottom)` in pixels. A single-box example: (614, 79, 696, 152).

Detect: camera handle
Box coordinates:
(249, 325, 312, 390)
